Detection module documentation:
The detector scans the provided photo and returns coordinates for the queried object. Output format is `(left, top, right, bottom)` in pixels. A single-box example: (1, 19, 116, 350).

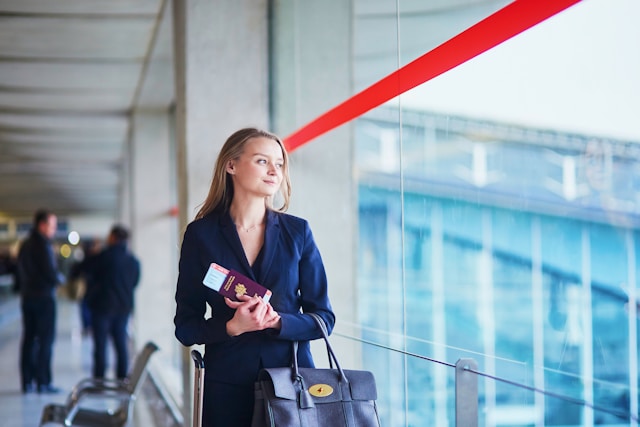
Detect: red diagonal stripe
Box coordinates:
(284, 0, 581, 152)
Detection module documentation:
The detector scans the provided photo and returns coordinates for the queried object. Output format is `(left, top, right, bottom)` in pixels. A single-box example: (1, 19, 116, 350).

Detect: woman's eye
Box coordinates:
(257, 159, 267, 165)
(276, 163, 283, 169)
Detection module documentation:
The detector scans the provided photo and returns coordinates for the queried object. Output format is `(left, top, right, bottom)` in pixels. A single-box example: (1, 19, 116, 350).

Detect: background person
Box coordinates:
(68, 238, 103, 336)
(84, 225, 140, 379)
(174, 127, 335, 426)
(17, 208, 64, 393)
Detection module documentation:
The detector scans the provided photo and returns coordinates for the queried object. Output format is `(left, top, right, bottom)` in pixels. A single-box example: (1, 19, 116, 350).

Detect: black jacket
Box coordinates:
(17, 231, 62, 298)
(85, 242, 140, 315)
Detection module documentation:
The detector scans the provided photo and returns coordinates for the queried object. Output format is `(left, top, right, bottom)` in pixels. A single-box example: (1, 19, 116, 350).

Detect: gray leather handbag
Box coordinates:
(251, 313, 381, 427)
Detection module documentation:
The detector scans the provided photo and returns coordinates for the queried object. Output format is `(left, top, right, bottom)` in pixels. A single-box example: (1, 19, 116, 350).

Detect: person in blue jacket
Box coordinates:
(85, 224, 140, 379)
(174, 127, 335, 426)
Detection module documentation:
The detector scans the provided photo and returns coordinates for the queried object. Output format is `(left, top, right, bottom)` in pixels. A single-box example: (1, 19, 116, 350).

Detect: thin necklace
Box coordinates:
(236, 223, 260, 233)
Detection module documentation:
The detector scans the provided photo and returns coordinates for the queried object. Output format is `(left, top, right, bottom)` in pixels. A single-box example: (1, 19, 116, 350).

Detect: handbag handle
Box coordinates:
(305, 313, 349, 384)
(311, 313, 335, 370)
(290, 313, 352, 410)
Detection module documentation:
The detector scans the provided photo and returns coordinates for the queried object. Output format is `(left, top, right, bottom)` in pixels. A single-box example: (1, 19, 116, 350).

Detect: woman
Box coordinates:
(174, 127, 335, 426)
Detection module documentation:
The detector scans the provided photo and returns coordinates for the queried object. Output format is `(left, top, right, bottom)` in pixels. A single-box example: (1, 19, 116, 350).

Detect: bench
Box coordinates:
(39, 341, 159, 427)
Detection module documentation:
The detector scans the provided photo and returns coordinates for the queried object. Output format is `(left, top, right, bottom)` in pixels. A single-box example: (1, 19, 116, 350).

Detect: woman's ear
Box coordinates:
(226, 160, 235, 175)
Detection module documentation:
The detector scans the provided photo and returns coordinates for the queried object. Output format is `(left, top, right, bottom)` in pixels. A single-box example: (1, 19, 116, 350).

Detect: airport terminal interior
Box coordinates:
(1, 0, 639, 426)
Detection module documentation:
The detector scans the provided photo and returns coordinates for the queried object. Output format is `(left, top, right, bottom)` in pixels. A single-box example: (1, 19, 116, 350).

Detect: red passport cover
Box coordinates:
(203, 263, 272, 303)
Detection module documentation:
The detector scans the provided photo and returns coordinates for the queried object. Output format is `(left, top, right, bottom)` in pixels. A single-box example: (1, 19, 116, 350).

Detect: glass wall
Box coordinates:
(271, 0, 640, 426)
(349, 0, 640, 425)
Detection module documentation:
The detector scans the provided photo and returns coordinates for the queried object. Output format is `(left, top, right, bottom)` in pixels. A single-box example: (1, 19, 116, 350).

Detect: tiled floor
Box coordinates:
(0, 292, 158, 427)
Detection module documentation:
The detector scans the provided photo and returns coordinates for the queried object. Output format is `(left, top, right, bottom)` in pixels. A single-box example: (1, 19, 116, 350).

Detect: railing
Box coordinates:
(140, 326, 638, 426)
(333, 331, 639, 426)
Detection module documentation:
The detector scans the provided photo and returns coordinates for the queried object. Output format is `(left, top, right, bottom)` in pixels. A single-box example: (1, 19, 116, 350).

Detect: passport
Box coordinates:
(202, 263, 272, 303)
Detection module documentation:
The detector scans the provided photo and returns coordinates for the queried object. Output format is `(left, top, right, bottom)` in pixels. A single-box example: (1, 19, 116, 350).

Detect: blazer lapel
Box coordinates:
(259, 210, 280, 282)
(218, 212, 253, 274)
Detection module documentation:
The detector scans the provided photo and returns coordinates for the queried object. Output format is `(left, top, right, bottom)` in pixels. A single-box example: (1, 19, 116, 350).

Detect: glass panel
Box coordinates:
(354, 1, 639, 423)
(354, 0, 510, 92)
(270, 0, 640, 424)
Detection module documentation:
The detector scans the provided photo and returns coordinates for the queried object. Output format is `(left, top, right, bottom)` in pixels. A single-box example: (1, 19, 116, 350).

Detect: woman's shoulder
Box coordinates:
(271, 211, 311, 238)
(270, 211, 308, 224)
(185, 211, 225, 235)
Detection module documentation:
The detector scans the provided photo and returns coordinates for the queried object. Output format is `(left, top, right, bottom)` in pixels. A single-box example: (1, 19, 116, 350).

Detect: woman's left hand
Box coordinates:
(224, 294, 281, 336)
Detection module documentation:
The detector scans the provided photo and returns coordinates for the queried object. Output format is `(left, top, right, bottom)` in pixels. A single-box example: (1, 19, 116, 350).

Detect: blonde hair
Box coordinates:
(195, 128, 292, 220)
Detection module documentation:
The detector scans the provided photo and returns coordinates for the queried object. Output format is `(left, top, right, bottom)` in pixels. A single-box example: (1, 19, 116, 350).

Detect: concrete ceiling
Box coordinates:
(0, 0, 509, 221)
(0, 0, 173, 219)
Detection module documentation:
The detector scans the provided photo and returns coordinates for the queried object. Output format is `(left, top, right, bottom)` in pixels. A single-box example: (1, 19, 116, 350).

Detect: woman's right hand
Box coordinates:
(225, 294, 280, 336)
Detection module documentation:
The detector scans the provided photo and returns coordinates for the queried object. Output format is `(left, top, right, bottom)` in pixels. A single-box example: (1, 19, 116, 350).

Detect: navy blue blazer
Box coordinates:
(174, 209, 335, 385)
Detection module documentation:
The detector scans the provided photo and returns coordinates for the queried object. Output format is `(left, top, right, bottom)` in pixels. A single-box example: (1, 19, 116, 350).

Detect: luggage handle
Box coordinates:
(191, 350, 205, 427)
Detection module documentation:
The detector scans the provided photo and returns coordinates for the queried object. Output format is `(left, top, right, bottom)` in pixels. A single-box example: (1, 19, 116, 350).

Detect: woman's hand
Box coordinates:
(225, 294, 281, 336)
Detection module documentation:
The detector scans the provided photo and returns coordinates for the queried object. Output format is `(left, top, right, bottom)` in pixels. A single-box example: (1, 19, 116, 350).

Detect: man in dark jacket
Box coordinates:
(17, 209, 64, 393)
(85, 224, 140, 379)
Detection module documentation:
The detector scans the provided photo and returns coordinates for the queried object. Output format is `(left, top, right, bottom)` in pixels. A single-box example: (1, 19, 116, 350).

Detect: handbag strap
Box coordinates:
(291, 314, 350, 387)
(307, 313, 349, 384)
(307, 314, 361, 426)
(311, 313, 334, 369)
(289, 314, 361, 426)
(291, 340, 315, 409)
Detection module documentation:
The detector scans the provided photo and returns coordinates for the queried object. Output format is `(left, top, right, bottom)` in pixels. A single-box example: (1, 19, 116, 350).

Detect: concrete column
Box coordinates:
(173, 2, 269, 425)
(129, 110, 179, 382)
(173, 0, 269, 228)
(271, 0, 359, 368)
(120, 135, 132, 226)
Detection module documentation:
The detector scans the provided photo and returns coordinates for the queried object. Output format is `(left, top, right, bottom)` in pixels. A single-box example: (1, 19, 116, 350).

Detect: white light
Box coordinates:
(68, 231, 80, 245)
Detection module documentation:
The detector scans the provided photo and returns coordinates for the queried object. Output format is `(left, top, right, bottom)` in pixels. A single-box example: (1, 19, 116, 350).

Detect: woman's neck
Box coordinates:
(229, 199, 266, 231)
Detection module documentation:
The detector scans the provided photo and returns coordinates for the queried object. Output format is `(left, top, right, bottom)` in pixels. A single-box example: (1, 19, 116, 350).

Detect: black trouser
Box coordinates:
(91, 312, 129, 379)
(20, 295, 56, 389)
(202, 381, 254, 427)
